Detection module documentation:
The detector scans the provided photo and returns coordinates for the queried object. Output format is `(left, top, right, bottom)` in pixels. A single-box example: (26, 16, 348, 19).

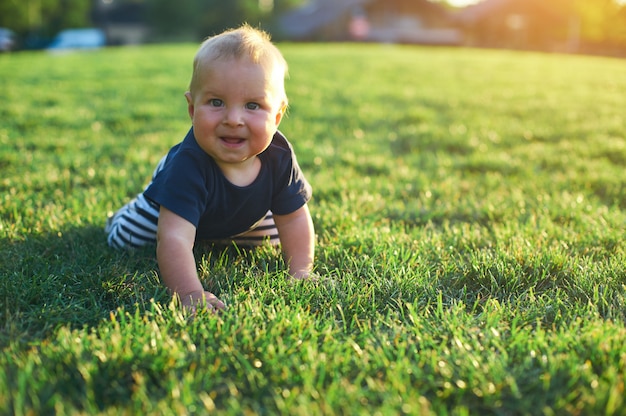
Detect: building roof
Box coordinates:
(279, 0, 370, 39)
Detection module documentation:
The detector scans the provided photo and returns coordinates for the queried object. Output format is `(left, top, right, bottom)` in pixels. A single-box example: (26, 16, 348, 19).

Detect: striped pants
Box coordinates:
(105, 156, 279, 249)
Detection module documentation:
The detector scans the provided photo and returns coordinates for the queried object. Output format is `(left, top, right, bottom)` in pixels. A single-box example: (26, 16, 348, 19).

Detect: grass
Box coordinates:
(1, 43, 625, 415)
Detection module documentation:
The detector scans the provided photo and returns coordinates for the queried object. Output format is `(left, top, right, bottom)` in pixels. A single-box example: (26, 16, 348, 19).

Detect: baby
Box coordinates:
(106, 25, 315, 312)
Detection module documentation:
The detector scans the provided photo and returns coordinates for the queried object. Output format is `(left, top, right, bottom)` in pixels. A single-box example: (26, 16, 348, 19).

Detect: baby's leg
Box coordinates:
(106, 155, 167, 249)
(230, 211, 279, 247)
(105, 194, 159, 249)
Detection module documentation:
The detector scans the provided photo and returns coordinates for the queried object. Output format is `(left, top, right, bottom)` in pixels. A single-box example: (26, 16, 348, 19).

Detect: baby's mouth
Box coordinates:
(220, 136, 245, 145)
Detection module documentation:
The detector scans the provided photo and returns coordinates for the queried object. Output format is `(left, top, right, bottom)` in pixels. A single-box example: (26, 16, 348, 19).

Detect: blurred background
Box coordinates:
(1, 0, 625, 56)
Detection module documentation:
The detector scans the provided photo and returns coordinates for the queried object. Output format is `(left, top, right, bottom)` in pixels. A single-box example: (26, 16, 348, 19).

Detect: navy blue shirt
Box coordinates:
(144, 128, 312, 240)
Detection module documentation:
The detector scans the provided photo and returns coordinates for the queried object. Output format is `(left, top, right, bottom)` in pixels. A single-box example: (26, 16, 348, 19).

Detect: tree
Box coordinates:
(0, 0, 92, 39)
(144, 0, 307, 41)
(574, 0, 626, 44)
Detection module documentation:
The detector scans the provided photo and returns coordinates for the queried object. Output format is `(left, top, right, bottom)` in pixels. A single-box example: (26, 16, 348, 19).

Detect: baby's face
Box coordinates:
(186, 57, 286, 170)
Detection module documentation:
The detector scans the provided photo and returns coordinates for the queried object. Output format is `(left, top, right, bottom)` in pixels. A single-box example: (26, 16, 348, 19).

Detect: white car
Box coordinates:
(47, 28, 106, 50)
(0, 28, 15, 52)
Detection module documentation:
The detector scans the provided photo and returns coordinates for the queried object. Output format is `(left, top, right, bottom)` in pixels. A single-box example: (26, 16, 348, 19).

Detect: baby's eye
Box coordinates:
(245, 102, 260, 110)
(208, 99, 223, 107)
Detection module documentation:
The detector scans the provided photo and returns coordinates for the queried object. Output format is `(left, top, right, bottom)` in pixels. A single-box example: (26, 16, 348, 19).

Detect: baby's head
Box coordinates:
(189, 25, 288, 108)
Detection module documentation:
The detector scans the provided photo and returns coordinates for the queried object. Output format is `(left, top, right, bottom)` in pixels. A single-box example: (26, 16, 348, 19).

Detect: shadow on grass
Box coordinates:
(0, 224, 286, 348)
(0, 224, 165, 347)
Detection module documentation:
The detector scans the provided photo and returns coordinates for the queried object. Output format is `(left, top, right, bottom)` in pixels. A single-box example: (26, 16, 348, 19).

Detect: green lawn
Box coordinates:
(1, 43, 625, 415)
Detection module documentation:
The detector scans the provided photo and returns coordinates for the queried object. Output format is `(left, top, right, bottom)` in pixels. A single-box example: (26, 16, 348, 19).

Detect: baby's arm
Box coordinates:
(156, 206, 225, 311)
(273, 204, 315, 279)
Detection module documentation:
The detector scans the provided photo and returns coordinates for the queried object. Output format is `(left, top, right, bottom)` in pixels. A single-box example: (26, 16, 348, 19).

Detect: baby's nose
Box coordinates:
(223, 107, 244, 126)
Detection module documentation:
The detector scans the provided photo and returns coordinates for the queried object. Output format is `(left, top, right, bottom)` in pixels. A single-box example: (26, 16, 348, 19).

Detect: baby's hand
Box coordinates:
(289, 270, 319, 281)
(180, 290, 226, 314)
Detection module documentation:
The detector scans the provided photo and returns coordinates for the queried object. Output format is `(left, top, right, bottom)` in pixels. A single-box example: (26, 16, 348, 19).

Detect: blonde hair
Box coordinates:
(189, 24, 288, 102)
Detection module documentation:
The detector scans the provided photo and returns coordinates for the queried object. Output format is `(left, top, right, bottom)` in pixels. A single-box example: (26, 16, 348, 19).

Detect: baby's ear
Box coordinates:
(185, 92, 195, 118)
(275, 102, 288, 126)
